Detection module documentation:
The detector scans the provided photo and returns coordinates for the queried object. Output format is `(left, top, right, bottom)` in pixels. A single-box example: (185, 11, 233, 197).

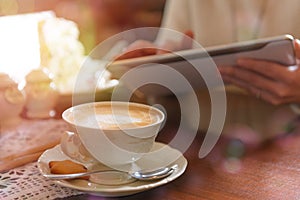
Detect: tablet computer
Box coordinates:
(107, 34, 296, 96)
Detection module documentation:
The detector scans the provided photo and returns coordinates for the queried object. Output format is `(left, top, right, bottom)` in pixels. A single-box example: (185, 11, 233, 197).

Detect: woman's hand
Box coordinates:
(219, 39, 300, 105)
(115, 30, 194, 60)
(114, 40, 158, 60)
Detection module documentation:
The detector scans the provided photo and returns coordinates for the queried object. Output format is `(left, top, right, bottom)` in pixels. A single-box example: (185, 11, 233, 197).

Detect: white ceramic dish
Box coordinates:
(37, 142, 187, 197)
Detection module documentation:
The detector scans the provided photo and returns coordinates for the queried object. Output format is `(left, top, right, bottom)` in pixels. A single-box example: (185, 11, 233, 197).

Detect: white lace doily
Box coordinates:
(0, 162, 82, 200)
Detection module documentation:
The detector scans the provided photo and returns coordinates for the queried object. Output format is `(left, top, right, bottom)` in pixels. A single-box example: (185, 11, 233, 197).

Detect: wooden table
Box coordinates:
(64, 120, 300, 200)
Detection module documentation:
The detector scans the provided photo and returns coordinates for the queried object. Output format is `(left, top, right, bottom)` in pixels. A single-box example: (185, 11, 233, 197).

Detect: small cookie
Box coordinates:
(49, 160, 87, 177)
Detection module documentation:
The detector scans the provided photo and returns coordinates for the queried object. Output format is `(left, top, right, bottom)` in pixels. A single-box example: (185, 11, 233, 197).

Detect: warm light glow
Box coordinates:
(0, 11, 55, 82)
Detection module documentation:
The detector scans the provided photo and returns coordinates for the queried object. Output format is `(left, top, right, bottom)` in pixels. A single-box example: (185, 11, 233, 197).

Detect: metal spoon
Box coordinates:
(129, 164, 177, 181)
(43, 164, 177, 181)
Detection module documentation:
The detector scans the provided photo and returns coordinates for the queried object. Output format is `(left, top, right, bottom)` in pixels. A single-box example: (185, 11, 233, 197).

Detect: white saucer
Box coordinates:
(37, 142, 188, 197)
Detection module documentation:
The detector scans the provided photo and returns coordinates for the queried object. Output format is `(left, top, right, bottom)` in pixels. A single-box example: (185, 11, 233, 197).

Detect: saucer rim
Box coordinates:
(37, 142, 188, 197)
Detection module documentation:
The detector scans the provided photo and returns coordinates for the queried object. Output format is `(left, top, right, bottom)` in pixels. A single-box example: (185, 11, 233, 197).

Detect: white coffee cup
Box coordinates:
(60, 131, 96, 164)
(62, 101, 165, 167)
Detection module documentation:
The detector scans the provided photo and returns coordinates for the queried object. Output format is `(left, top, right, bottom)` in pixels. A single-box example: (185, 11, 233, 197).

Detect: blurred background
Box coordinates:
(0, 0, 166, 54)
(0, 0, 167, 117)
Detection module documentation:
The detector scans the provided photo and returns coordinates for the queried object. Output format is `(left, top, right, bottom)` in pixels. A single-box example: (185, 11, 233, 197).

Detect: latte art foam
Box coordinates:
(95, 105, 158, 130)
(69, 104, 161, 130)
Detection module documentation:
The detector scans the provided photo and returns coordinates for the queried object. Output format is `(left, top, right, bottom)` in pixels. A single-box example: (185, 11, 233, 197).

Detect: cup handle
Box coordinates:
(60, 131, 97, 164)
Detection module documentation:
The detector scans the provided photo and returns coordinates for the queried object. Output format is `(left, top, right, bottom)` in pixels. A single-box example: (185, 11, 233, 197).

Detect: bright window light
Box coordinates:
(0, 11, 55, 82)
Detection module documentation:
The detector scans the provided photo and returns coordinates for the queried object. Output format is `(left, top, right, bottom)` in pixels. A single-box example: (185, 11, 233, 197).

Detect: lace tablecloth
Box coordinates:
(0, 118, 83, 199)
(0, 119, 69, 172)
(0, 162, 82, 199)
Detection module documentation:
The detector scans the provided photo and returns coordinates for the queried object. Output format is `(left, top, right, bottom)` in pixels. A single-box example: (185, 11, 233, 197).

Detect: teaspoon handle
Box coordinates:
(44, 169, 115, 180)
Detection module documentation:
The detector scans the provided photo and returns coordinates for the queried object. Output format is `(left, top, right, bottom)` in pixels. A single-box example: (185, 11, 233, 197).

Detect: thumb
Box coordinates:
(184, 30, 194, 38)
(294, 39, 300, 59)
(181, 30, 194, 50)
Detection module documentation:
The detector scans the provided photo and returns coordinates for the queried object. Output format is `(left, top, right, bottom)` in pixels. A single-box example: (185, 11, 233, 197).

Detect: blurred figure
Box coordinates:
(119, 0, 300, 105)
(117, 0, 300, 152)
